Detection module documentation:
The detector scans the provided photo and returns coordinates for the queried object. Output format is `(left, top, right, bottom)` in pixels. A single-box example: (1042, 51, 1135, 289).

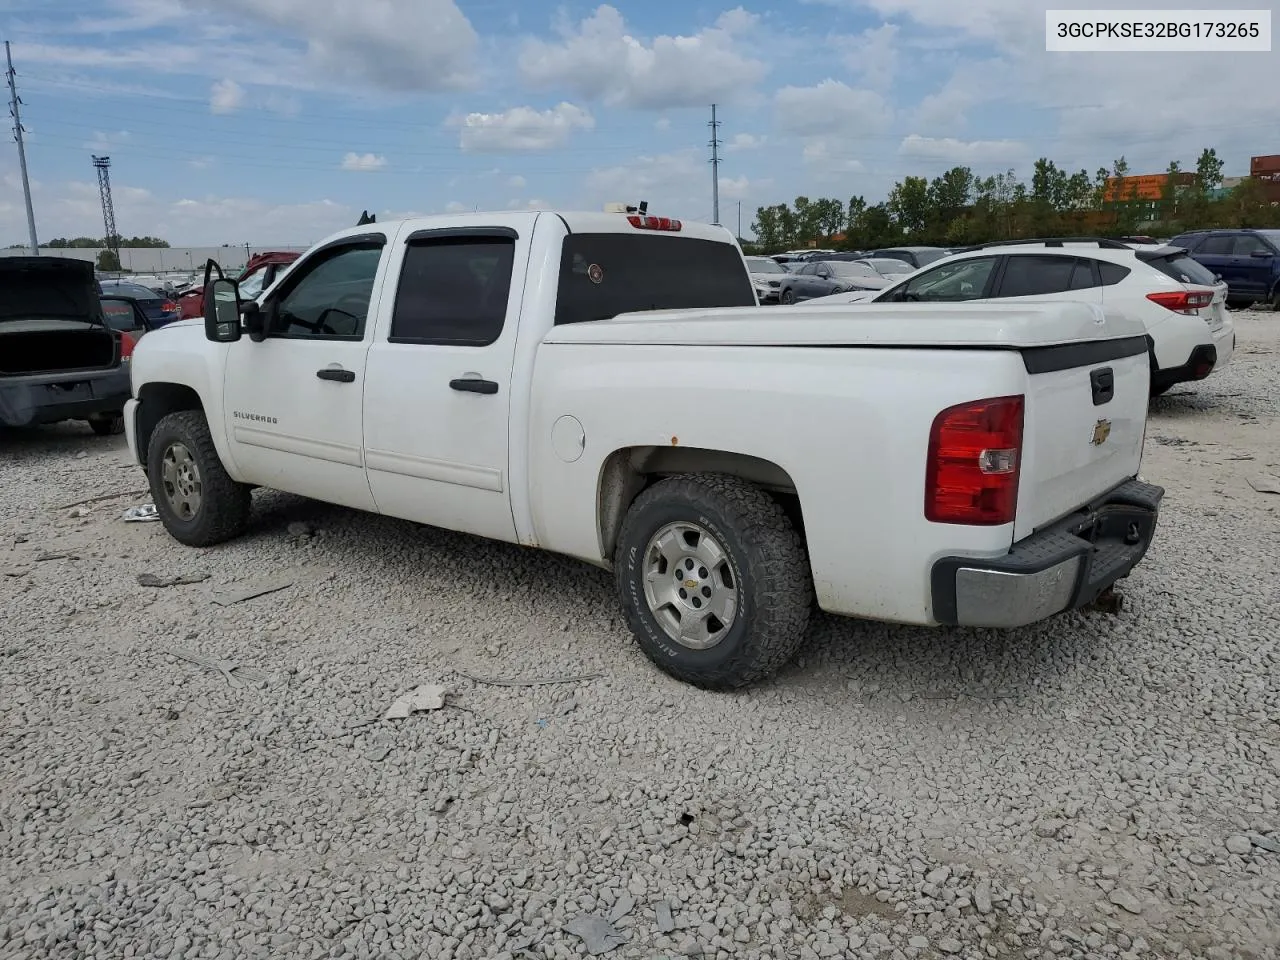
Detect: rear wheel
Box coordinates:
(146, 410, 251, 547)
(614, 474, 813, 689)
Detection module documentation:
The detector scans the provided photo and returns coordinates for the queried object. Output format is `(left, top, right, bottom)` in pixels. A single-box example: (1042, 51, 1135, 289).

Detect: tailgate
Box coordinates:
(1013, 337, 1149, 541)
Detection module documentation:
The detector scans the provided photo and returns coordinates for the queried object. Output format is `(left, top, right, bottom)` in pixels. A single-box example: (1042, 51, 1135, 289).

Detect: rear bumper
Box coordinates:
(1153, 342, 1219, 391)
(0, 366, 131, 428)
(930, 479, 1164, 628)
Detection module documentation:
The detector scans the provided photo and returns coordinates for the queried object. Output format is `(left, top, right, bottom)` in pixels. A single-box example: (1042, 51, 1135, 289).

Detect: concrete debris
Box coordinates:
(384, 684, 447, 720)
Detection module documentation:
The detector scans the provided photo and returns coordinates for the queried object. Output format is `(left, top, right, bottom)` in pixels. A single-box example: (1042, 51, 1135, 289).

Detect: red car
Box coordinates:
(178, 252, 300, 320)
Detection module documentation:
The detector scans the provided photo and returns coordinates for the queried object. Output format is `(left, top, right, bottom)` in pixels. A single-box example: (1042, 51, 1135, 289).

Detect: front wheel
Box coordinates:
(615, 474, 813, 689)
(780, 289, 796, 305)
(146, 410, 251, 547)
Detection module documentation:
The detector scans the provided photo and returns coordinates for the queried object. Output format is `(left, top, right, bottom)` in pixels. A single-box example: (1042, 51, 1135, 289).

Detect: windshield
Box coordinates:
(830, 262, 877, 277)
(867, 259, 913, 275)
(745, 257, 786, 274)
(1257, 230, 1280, 248)
(1148, 253, 1220, 287)
(914, 249, 950, 266)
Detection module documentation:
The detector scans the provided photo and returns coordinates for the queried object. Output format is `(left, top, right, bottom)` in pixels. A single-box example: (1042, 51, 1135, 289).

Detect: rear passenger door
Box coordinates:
(361, 225, 526, 544)
(990, 255, 1102, 306)
(1231, 234, 1276, 300)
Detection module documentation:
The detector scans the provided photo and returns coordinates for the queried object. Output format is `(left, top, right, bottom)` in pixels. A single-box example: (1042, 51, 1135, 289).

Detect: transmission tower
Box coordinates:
(708, 104, 722, 226)
(92, 155, 119, 261)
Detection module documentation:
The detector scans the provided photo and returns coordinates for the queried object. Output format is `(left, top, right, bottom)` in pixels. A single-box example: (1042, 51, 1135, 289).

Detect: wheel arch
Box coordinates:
(135, 381, 205, 466)
(596, 445, 805, 565)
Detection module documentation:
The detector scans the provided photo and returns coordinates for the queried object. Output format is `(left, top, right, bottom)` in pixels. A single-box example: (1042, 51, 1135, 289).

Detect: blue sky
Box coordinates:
(1, 0, 1277, 245)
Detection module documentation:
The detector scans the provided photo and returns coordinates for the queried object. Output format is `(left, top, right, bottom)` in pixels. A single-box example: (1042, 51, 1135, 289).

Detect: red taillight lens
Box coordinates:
(162, 300, 178, 312)
(626, 214, 682, 231)
(1146, 290, 1212, 314)
(925, 395, 1024, 526)
(119, 331, 136, 360)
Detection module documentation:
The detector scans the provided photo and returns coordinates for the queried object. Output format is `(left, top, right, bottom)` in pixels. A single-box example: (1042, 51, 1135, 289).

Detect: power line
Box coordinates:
(6, 41, 39, 255)
(708, 104, 721, 226)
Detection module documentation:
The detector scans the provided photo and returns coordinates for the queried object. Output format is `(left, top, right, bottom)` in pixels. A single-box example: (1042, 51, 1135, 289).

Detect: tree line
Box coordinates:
(748, 148, 1280, 253)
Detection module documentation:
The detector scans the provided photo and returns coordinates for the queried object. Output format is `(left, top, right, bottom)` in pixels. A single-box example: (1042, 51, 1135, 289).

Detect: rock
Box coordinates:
(926, 866, 952, 886)
(655, 902, 675, 934)
(909, 936, 930, 949)
(1108, 889, 1142, 915)
(1035, 819, 1066, 839)
(939, 937, 963, 954)
(974, 881, 993, 915)
(1225, 835, 1252, 855)
(287, 521, 315, 537)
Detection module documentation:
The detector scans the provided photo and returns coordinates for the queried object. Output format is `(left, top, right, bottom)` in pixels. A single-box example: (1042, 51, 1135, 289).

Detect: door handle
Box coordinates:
(316, 366, 356, 383)
(450, 378, 498, 395)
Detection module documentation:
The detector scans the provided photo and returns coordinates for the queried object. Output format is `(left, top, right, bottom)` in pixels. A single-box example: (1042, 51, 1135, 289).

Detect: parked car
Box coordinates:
(124, 209, 1162, 689)
(1, 257, 133, 435)
(1168, 229, 1280, 309)
(98, 280, 182, 328)
(857, 257, 915, 281)
(866, 246, 952, 268)
(777, 260, 892, 302)
(178, 251, 301, 320)
(744, 256, 789, 303)
(809, 238, 1233, 397)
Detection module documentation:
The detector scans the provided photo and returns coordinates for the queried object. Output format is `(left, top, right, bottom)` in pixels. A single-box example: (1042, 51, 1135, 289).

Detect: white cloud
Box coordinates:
(730, 133, 766, 150)
(800, 139, 866, 174)
(898, 134, 1028, 167)
(655, 117, 671, 131)
(450, 103, 594, 153)
(519, 5, 767, 109)
(584, 150, 705, 210)
(190, 0, 479, 91)
(209, 78, 245, 114)
(841, 23, 899, 91)
(85, 130, 131, 151)
(507, 175, 527, 189)
(444, 201, 469, 213)
(774, 80, 892, 137)
(340, 152, 388, 171)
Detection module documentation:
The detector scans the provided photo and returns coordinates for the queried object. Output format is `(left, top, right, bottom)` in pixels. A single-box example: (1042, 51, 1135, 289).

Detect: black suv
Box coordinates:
(1169, 229, 1280, 309)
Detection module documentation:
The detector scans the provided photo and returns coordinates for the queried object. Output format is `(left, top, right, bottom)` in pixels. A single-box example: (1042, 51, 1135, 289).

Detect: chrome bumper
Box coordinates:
(931, 479, 1164, 629)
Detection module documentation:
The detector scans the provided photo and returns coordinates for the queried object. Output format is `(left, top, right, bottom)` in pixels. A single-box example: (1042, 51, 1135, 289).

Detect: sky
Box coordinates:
(1, 0, 1277, 246)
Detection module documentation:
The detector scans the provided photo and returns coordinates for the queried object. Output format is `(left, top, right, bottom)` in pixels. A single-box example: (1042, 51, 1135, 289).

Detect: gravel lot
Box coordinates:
(2, 311, 1278, 960)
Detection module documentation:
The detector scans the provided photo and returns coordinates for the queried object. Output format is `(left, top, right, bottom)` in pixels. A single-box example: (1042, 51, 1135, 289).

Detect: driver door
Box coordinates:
(221, 235, 387, 510)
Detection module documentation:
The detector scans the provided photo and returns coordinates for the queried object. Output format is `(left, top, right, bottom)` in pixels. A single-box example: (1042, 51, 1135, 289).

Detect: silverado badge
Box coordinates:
(1091, 419, 1112, 446)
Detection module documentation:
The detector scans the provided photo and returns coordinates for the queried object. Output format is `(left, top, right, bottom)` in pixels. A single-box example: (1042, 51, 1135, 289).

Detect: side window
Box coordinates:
(237, 265, 269, 301)
(1067, 259, 1098, 290)
(1198, 235, 1234, 256)
(389, 236, 515, 346)
(268, 242, 384, 339)
(996, 255, 1079, 298)
(1171, 234, 1201, 252)
(1232, 235, 1272, 256)
(894, 257, 998, 302)
(796, 263, 814, 276)
(1098, 262, 1131, 286)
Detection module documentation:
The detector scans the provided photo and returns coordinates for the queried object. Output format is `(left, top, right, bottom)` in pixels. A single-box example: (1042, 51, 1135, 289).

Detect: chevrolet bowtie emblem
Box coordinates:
(1091, 419, 1112, 445)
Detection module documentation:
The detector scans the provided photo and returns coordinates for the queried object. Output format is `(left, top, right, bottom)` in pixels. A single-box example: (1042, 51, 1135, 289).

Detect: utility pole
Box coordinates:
(708, 104, 721, 226)
(6, 41, 39, 255)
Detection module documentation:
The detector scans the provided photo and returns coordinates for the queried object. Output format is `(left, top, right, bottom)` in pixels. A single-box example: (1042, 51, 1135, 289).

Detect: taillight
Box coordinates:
(119, 331, 136, 360)
(626, 214, 682, 231)
(925, 395, 1024, 526)
(162, 300, 179, 313)
(1146, 290, 1212, 314)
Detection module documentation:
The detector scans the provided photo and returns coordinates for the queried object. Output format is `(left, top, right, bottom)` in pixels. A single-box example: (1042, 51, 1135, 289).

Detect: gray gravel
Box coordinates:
(2, 310, 1279, 960)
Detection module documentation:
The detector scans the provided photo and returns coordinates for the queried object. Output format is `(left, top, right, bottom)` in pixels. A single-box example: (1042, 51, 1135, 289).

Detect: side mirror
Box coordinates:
(204, 278, 242, 343)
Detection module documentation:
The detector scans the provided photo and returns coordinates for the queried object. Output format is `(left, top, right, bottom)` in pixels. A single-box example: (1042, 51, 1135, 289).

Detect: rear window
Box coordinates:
(554, 234, 754, 325)
(1148, 253, 1219, 286)
(1169, 233, 1203, 252)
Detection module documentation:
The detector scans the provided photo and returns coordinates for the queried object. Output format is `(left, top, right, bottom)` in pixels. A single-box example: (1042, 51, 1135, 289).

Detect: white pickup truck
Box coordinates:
(124, 209, 1165, 688)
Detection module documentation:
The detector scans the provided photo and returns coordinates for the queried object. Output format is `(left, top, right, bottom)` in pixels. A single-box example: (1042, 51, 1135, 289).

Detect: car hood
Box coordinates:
(0, 257, 102, 323)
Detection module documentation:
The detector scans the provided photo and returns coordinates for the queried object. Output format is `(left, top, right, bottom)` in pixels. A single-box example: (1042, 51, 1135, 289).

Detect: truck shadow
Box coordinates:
(243, 489, 1120, 707)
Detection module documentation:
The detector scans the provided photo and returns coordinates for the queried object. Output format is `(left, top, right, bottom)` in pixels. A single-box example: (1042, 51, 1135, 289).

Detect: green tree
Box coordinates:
(751, 205, 784, 251)
(97, 250, 122, 272)
(1195, 147, 1224, 192)
(887, 176, 930, 238)
(928, 166, 974, 238)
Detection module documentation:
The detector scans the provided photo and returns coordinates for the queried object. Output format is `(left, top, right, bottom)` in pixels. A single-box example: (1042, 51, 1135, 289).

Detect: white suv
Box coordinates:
(806, 238, 1234, 396)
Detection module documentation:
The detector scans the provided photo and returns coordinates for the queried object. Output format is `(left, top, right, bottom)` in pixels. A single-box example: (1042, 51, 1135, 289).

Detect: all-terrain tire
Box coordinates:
(615, 473, 813, 690)
(146, 410, 251, 547)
